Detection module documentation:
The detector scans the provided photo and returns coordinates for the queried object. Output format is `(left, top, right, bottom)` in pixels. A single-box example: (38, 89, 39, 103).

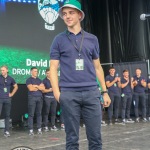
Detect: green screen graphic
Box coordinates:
(0, 46, 49, 83)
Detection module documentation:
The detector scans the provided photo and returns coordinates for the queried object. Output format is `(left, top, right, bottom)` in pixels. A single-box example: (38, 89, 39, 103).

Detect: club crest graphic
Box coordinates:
(38, 0, 65, 30)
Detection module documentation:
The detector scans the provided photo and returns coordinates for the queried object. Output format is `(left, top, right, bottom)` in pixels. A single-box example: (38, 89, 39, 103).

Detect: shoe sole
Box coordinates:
(44, 130, 49, 132)
(51, 129, 58, 131)
(4, 135, 10, 137)
(37, 132, 42, 134)
(29, 132, 34, 136)
(115, 123, 125, 125)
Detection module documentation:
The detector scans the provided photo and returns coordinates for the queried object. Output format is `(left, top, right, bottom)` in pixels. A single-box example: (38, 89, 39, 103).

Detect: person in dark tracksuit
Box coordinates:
(132, 68, 147, 122)
(49, 0, 111, 149)
(26, 67, 45, 135)
(42, 68, 58, 131)
(0, 66, 18, 137)
(105, 67, 121, 125)
(120, 69, 134, 124)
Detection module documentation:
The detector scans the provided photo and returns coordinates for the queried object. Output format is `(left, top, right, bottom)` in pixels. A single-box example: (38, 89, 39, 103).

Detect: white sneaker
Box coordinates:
(43, 126, 49, 132)
(29, 129, 34, 136)
(51, 125, 58, 131)
(61, 124, 65, 130)
(4, 131, 10, 137)
(142, 118, 147, 123)
(126, 118, 135, 123)
(101, 121, 107, 126)
(121, 119, 126, 125)
(135, 118, 140, 123)
(37, 128, 42, 134)
(82, 124, 86, 127)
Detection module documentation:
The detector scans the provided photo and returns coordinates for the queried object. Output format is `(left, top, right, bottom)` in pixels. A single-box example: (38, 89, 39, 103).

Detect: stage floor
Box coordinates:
(0, 121, 150, 150)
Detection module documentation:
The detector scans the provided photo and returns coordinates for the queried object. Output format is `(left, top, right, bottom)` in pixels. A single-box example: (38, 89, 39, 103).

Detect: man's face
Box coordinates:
(62, 7, 82, 27)
(0, 67, 8, 77)
(136, 69, 141, 76)
(31, 69, 38, 77)
(123, 71, 129, 78)
(46, 71, 50, 78)
(109, 69, 115, 76)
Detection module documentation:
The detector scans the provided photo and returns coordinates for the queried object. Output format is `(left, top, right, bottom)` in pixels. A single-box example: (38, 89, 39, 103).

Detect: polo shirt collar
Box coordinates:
(66, 29, 83, 35)
(31, 76, 37, 79)
(0, 74, 8, 78)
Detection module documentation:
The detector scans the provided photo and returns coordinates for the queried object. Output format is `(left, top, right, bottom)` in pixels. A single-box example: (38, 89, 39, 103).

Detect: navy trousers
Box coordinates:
(0, 98, 11, 132)
(60, 89, 102, 150)
(43, 97, 57, 127)
(108, 93, 120, 120)
(121, 94, 132, 119)
(28, 96, 43, 130)
(133, 92, 146, 118)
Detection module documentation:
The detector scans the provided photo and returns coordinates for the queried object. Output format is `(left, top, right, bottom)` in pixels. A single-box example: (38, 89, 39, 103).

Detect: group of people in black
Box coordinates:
(104, 67, 150, 126)
(0, 66, 64, 137)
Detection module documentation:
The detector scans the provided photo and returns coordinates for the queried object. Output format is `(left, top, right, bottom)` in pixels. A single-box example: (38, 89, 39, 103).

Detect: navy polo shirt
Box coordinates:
(121, 78, 132, 95)
(26, 77, 43, 97)
(50, 30, 99, 91)
(105, 75, 120, 94)
(0, 75, 16, 99)
(43, 77, 54, 97)
(147, 78, 150, 93)
(133, 75, 146, 93)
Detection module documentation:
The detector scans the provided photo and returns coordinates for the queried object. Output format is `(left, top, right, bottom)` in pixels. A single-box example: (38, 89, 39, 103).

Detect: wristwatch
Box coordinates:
(101, 90, 108, 95)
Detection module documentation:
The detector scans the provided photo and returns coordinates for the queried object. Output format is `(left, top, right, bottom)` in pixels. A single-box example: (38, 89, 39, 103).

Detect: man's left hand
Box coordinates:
(103, 93, 111, 107)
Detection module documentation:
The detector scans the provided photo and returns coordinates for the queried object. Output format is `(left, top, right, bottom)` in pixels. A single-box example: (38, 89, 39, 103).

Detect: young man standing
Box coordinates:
(132, 68, 147, 122)
(105, 67, 121, 125)
(26, 67, 45, 135)
(120, 69, 134, 124)
(50, 0, 111, 149)
(0, 66, 18, 137)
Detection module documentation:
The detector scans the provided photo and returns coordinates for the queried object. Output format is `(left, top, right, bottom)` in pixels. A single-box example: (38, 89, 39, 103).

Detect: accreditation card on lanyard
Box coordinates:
(3, 77, 7, 92)
(66, 30, 84, 70)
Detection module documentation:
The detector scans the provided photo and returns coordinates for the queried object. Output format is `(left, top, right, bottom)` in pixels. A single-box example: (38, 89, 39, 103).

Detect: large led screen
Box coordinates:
(0, 0, 66, 83)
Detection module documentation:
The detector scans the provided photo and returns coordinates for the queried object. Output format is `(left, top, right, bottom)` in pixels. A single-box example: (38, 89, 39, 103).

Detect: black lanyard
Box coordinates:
(66, 30, 84, 59)
(3, 77, 7, 87)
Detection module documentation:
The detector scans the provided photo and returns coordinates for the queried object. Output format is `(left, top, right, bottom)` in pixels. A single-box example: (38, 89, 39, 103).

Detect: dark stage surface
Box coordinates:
(0, 120, 150, 150)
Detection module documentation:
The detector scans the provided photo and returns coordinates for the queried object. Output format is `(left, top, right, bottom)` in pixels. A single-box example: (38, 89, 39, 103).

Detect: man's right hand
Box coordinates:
(133, 80, 138, 86)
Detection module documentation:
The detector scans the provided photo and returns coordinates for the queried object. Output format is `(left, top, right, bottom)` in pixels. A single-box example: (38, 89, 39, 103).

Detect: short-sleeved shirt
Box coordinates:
(105, 75, 120, 94)
(50, 30, 99, 91)
(133, 75, 146, 93)
(26, 77, 43, 97)
(121, 78, 132, 95)
(43, 77, 54, 97)
(0, 75, 16, 99)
